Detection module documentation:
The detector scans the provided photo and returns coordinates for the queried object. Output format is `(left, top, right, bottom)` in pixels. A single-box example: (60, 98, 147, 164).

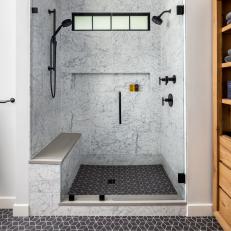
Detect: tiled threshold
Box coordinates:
(60, 199, 186, 206)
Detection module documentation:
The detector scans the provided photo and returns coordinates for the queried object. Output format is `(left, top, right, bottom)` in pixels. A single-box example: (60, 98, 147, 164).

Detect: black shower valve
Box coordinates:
(159, 76, 168, 85)
(162, 94, 173, 107)
(159, 75, 176, 85)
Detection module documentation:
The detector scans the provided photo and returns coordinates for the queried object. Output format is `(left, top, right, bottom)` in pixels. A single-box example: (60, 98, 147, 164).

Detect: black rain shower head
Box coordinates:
(152, 9, 171, 25)
(52, 19, 72, 39)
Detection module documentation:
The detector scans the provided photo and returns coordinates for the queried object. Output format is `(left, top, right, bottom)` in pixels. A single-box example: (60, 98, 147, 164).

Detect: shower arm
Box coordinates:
(158, 9, 171, 18)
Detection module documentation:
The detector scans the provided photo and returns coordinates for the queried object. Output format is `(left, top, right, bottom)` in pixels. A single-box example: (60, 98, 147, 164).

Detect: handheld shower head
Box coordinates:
(52, 19, 72, 40)
(152, 9, 171, 25)
(61, 19, 72, 27)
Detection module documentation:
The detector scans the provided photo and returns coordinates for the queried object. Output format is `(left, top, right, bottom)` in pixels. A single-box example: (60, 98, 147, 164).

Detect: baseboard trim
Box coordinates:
(0, 197, 16, 209)
(13, 204, 29, 216)
(187, 203, 213, 216)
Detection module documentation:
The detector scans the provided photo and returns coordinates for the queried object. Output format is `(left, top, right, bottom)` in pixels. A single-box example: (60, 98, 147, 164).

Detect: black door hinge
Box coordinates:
(178, 173, 186, 184)
(177, 5, 184, 15)
(99, 195, 105, 201)
(32, 7, 38, 14)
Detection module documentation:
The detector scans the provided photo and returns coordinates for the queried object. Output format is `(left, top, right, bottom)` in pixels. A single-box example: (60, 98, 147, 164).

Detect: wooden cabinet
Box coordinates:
(213, 0, 231, 230)
(219, 162, 231, 196)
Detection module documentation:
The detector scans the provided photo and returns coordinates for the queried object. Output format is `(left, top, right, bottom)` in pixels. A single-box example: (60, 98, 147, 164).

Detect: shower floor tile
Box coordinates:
(69, 165, 177, 196)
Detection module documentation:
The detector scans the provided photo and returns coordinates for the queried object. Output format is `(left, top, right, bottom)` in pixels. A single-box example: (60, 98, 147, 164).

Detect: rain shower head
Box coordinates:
(152, 9, 171, 25)
(52, 19, 72, 39)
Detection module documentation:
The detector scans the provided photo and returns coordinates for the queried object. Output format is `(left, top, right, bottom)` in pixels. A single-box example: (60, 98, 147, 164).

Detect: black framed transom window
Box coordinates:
(72, 13, 150, 31)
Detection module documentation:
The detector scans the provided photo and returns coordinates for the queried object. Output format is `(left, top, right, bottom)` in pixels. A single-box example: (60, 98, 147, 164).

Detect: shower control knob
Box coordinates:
(162, 94, 173, 107)
(159, 75, 176, 85)
(159, 76, 168, 85)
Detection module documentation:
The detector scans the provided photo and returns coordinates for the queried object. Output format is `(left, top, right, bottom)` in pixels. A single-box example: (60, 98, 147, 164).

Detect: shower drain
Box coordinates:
(107, 179, 116, 184)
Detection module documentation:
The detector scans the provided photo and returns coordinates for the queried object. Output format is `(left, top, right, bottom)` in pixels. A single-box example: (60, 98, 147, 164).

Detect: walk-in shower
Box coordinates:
(30, 0, 185, 210)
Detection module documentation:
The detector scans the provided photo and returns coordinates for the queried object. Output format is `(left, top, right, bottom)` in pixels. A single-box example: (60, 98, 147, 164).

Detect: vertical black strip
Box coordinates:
(147, 14, 150, 30)
(92, 16, 93, 30)
(110, 14, 112, 30)
(129, 16, 131, 30)
(119, 92, 122, 124)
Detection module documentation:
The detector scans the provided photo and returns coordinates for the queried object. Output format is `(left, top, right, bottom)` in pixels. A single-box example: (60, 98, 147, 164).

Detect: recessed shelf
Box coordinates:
(222, 24, 231, 33)
(222, 62, 231, 68)
(222, 98, 231, 105)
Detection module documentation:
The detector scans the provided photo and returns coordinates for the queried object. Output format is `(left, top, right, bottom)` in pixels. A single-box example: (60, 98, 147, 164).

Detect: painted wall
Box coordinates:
(185, 0, 213, 216)
(0, 0, 16, 208)
(13, 0, 31, 215)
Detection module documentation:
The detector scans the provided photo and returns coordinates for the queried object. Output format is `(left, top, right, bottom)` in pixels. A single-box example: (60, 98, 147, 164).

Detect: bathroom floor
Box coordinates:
(0, 209, 223, 231)
(69, 165, 177, 198)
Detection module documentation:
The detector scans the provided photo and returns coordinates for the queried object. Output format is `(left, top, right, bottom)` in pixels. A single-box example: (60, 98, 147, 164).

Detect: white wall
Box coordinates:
(0, 0, 16, 208)
(185, 0, 213, 216)
(13, 0, 31, 216)
(0, 0, 213, 216)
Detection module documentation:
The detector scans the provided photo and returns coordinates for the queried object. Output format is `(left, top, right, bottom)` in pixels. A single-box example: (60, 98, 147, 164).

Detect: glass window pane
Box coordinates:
(130, 16, 148, 30)
(112, 16, 129, 30)
(74, 16, 92, 30)
(93, 16, 111, 30)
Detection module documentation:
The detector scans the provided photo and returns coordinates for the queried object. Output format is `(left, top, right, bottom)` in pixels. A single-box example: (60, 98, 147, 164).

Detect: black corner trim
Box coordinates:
(178, 173, 185, 184)
(99, 195, 105, 201)
(177, 5, 184, 15)
(69, 195, 75, 201)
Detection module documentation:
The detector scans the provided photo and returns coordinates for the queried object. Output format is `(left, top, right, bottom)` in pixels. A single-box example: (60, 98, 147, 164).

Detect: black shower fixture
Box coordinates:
(159, 75, 176, 85)
(162, 94, 173, 107)
(48, 9, 72, 98)
(51, 19, 72, 40)
(152, 9, 171, 25)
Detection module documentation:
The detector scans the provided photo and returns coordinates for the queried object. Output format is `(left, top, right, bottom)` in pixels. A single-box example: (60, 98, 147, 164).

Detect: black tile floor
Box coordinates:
(69, 165, 177, 196)
(0, 209, 223, 231)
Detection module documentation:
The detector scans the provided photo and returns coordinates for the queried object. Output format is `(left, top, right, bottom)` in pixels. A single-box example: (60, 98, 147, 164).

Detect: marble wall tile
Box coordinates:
(61, 140, 82, 199)
(61, 73, 160, 158)
(80, 154, 163, 166)
(31, 0, 62, 157)
(29, 164, 60, 194)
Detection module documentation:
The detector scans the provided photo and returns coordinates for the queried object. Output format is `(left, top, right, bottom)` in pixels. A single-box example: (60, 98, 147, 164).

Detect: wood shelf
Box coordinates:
(222, 98, 231, 105)
(222, 24, 231, 33)
(222, 62, 231, 68)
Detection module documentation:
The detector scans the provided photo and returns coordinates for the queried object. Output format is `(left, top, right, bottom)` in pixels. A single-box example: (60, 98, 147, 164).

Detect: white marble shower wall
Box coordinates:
(160, 0, 185, 197)
(56, 0, 164, 164)
(61, 73, 162, 164)
(31, 0, 62, 157)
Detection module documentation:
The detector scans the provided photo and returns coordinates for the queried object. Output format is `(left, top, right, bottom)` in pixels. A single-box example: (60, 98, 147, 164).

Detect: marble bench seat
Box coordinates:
(30, 133, 81, 165)
(29, 132, 83, 215)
